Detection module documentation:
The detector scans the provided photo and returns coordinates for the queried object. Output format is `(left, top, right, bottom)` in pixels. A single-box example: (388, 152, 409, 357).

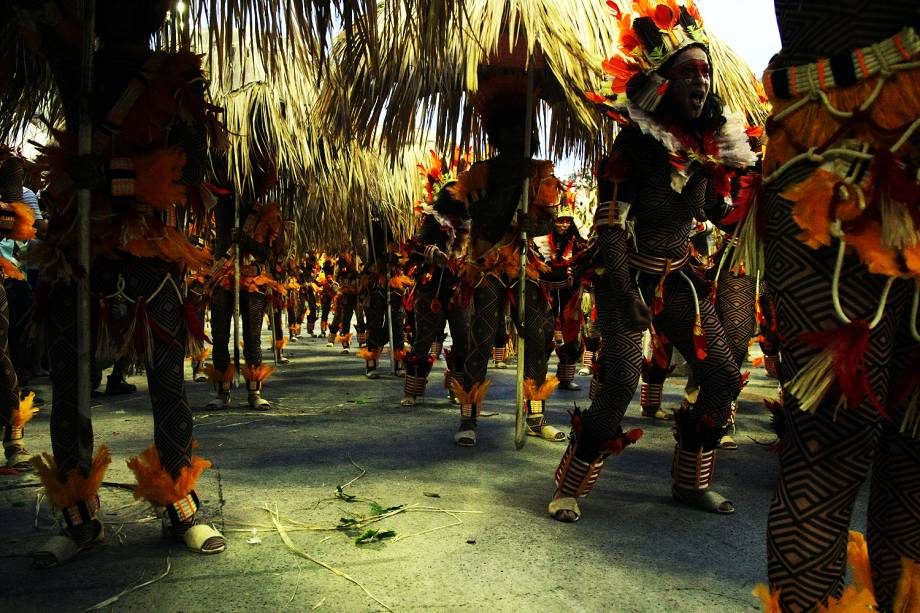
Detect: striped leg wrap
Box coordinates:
(671, 446, 716, 491)
(553, 330, 564, 345)
(444, 369, 462, 391)
(764, 354, 779, 378)
(556, 363, 577, 383)
(526, 399, 545, 417)
(62, 496, 101, 530)
(404, 374, 427, 397)
(492, 346, 507, 363)
(430, 341, 443, 360)
(245, 379, 262, 393)
(6, 426, 23, 442)
(460, 403, 479, 419)
(582, 351, 594, 369)
(166, 490, 200, 524)
(554, 442, 605, 499)
(640, 383, 663, 410)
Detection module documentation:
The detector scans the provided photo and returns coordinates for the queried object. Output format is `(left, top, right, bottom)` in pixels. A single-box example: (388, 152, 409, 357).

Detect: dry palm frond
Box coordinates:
(708, 33, 770, 126)
(317, 0, 621, 162)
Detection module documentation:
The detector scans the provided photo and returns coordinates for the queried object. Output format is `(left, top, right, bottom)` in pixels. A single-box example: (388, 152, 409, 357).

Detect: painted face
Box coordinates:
(554, 218, 572, 233)
(666, 47, 711, 120)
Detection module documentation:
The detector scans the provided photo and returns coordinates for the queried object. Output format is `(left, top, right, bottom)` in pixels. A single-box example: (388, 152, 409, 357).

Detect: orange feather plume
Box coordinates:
(127, 443, 211, 507)
(523, 376, 560, 402)
(32, 446, 112, 510)
(242, 364, 275, 383)
(202, 364, 235, 385)
(449, 379, 492, 407)
(357, 347, 381, 362)
(10, 392, 38, 429)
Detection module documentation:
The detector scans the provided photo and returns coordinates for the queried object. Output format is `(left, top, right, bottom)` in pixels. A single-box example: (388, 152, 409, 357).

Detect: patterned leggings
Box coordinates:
(48, 257, 192, 479)
(463, 276, 553, 390)
(0, 283, 20, 440)
(211, 288, 267, 370)
(330, 293, 356, 337)
(580, 232, 740, 458)
(407, 281, 469, 375)
(765, 182, 919, 612)
(550, 287, 583, 366)
(365, 288, 404, 351)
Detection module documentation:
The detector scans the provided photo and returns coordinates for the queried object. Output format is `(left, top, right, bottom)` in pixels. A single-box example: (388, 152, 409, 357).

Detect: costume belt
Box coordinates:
(764, 26, 920, 101)
(628, 250, 691, 275)
(539, 279, 571, 290)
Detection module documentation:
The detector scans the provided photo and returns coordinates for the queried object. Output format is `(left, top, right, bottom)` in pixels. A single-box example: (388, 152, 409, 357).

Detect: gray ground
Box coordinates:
(0, 327, 867, 613)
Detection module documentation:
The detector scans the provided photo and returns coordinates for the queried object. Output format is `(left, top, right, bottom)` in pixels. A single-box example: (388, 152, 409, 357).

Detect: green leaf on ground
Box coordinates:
(335, 486, 357, 502)
(369, 503, 404, 515)
(422, 492, 440, 498)
(354, 529, 397, 545)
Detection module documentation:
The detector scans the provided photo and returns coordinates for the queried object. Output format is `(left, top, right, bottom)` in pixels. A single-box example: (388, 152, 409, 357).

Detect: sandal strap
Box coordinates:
(672, 445, 716, 491)
(166, 490, 200, 525)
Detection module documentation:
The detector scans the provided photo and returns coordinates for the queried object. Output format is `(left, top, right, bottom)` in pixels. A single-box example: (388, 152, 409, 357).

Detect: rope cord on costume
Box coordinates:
(830, 237, 896, 328)
(764, 147, 875, 185)
(106, 273, 183, 305)
(678, 271, 702, 322)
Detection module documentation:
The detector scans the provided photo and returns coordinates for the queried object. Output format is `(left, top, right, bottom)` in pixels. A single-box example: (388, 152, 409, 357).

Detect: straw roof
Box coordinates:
(317, 0, 621, 162)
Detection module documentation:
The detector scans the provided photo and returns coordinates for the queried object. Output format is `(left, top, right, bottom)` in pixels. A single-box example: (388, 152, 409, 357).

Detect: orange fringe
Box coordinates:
(126, 443, 211, 507)
(765, 67, 920, 175)
(754, 531, 920, 611)
(523, 376, 559, 401)
(448, 162, 489, 204)
(242, 363, 275, 383)
(253, 202, 283, 244)
(274, 338, 288, 351)
(783, 170, 903, 277)
(10, 392, 37, 429)
(3, 202, 36, 241)
(336, 332, 353, 345)
(394, 348, 407, 363)
(357, 347, 381, 362)
(389, 274, 413, 290)
(202, 364, 235, 385)
(134, 146, 187, 209)
(122, 226, 210, 271)
(0, 257, 24, 281)
(449, 379, 491, 407)
(191, 347, 210, 363)
(32, 446, 112, 510)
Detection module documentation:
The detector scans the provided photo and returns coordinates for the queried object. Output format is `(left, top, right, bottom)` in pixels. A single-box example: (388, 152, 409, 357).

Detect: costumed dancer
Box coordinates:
(756, 3, 920, 610)
(207, 186, 284, 408)
(0, 152, 39, 471)
(327, 253, 358, 353)
(549, 0, 756, 522)
(317, 256, 335, 338)
(359, 223, 410, 379)
(400, 151, 471, 406)
(300, 253, 319, 338)
(539, 187, 590, 392)
(23, 1, 225, 564)
(451, 83, 564, 447)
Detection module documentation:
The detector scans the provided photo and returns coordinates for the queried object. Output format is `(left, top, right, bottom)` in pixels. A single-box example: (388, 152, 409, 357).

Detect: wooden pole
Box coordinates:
(76, 0, 95, 470)
(514, 61, 535, 451)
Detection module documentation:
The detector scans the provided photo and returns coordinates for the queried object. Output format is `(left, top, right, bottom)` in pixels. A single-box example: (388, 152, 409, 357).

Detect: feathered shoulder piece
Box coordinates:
(418, 148, 473, 204)
(448, 161, 490, 206)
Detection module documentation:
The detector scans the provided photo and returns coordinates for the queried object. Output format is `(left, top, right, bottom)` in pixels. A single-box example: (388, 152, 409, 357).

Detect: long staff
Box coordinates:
(514, 62, 536, 451)
(383, 219, 398, 376)
(76, 0, 96, 471)
(233, 195, 242, 383)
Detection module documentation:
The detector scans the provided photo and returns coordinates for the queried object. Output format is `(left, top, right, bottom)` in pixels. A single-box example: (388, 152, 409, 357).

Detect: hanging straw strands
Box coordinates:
(318, 0, 621, 161)
(707, 33, 770, 126)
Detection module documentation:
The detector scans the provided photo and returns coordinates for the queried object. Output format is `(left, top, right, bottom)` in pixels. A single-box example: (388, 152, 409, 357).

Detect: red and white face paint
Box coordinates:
(666, 47, 711, 120)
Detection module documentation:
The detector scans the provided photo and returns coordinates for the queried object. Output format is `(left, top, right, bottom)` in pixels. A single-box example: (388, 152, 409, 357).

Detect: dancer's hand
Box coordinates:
(626, 299, 652, 332)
